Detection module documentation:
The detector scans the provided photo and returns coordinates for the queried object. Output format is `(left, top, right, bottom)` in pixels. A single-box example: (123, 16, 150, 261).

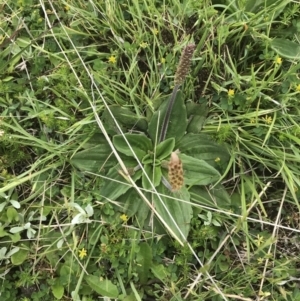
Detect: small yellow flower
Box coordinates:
(108, 55, 117, 64)
(152, 28, 159, 35)
(120, 214, 129, 222)
(227, 89, 235, 97)
(160, 57, 166, 64)
(257, 257, 264, 264)
(254, 234, 264, 247)
(215, 157, 220, 162)
(65, 5, 70, 11)
(259, 291, 271, 298)
(139, 42, 148, 48)
(275, 57, 282, 64)
(78, 248, 87, 260)
(262, 115, 272, 124)
(296, 84, 300, 92)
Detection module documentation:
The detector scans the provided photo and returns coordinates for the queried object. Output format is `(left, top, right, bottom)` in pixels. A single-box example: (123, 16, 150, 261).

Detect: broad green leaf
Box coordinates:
(11, 248, 29, 265)
(136, 242, 153, 284)
(52, 281, 64, 299)
(186, 101, 208, 134)
(71, 145, 115, 173)
(101, 164, 142, 201)
(102, 105, 148, 135)
(148, 90, 187, 143)
(9, 200, 20, 209)
(113, 134, 153, 159)
(153, 185, 192, 241)
(0, 202, 6, 212)
(123, 189, 150, 223)
(270, 38, 300, 59)
(176, 133, 229, 167)
(84, 275, 118, 298)
(6, 207, 19, 222)
(155, 138, 175, 161)
(142, 165, 162, 190)
(180, 154, 220, 185)
(187, 115, 207, 133)
(245, 0, 287, 16)
(190, 184, 231, 207)
(0, 226, 8, 237)
(151, 264, 170, 282)
(0, 247, 7, 260)
(71, 291, 80, 301)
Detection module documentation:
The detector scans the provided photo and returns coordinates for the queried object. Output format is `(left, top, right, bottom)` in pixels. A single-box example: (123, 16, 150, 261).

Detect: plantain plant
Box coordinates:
(71, 43, 230, 241)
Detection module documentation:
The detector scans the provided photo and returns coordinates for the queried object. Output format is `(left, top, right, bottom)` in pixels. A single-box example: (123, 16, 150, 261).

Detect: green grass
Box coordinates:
(1, 0, 300, 300)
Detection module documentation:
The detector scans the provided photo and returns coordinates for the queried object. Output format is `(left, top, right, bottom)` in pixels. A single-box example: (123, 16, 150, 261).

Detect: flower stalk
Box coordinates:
(159, 43, 195, 142)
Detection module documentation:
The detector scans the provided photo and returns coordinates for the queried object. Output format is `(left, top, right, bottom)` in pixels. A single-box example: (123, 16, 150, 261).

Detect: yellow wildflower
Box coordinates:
(259, 291, 271, 298)
(275, 57, 282, 64)
(120, 214, 129, 222)
(161, 57, 166, 64)
(262, 115, 272, 124)
(254, 234, 264, 247)
(227, 89, 235, 97)
(139, 42, 148, 48)
(215, 157, 220, 162)
(78, 248, 87, 260)
(152, 28, 159, 35)
(257, 257, 264, 264)
(296, 84, 300, 92)
(108, 55, 117, 64)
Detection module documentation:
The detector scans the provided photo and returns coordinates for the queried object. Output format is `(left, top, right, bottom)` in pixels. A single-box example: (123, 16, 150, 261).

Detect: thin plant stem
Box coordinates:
(158, 84, 180, 142)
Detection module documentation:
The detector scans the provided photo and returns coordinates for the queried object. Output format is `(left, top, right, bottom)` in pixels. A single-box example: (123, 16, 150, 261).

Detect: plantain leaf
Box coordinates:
(190, 184, 231, 207)
(84, 275, 118, 298)
(176, 133, 229, 168)
(244, 0, 287, 17)
(155, 138, 175, 161)
(153, 185, 192, 241)
(113, 133, 153, 160)
(136, 242, 153, 284)
(101, 163, 142, 201)
(270, 38, 300, 59)
(186, 101, 208, 134)
(142, 164, 162, 190)
(180, 154, 220, 185)
(123, 189, 150, 225)
(102, 105, 148, 135)
(148, 90, 187, 143)
(71, 134, 115, 173)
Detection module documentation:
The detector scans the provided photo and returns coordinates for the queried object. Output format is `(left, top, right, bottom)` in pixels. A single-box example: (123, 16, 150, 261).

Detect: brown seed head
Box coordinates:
(174, 43, 196, 86)
(168, 152, 184, 191)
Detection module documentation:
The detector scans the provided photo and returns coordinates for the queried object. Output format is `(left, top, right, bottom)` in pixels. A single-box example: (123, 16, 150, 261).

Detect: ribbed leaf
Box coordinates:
(270, 38, 300, 59)
(153, 185, 192, 241)
(180, 154, 220, 185)
(101, 164, 142, 201)
(190, 184, 231, 207)
(148, 91, 187, 143)
(85, 276, 118, 298)
(176, 133, 229, 168)
(136, 242, 153, 284)
(113, 133, 153, 160)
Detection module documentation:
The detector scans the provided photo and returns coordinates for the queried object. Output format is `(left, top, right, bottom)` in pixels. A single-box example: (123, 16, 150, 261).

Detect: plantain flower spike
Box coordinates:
(174, 43, 196, 86)
(168, 152, 184, 192)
